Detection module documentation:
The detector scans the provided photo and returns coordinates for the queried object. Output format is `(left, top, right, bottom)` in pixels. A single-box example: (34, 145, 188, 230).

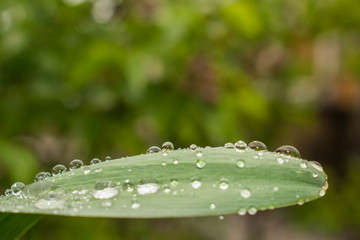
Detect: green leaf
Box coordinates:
(0, 213, 42, 239)
(0, 146, 328, 218)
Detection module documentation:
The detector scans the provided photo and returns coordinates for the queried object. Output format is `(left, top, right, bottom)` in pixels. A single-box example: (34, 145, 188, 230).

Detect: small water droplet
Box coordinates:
(191, 178, 202, 189)
(273, 186, 279, 192)
(105, 156, 111, 161)
(170, 179, 179, 187)
(101, 200, 113, 208)
(162, 141, 174, 151)
(275, 145, 301, 158)
(219, 215, 224, 220)
(161, 161, 167, 167)
(190, 144, 197, 150)
(11, 182, 25, 196)
(237, 207, 247, 216)
(146, 146, 161, 154)
(69, 159, 84, 170)
(236, 160, 245, 168)
(94, 168, 103, 173)
(209, 203, 216, 210)
(196, 159, 206, 169)
(319, 189, 326, 197)
(248, 141, 267, 151)
(122, 180, 135, 193)
(137, 178, 160, 195)
(323, 181, 329, 190)
(219, 179, 229, 190)
(173, 159, 179, 165)
(92, 181, 118, 199)
(224, 142, 234, 149)
(240, 188, 251, 198)
(163, 185, 171, 193)
(5, 189, 11, 196)
(51, 164, 67, 176)
(83, 166, 91, 174)
(248, 207, 257, 215)
(300, 160, 308, 168)
(297, 200, 304, 205)
(310, 161, 324, 172)
(162, 152, 168, 157)
(277, 158, 284, 164)
(235, 140, 247, 151)
(34, 172, 51, 182)
(131, 199, 140, 209)
(91, 158, 102, 165)
(312, 171, 318, 178)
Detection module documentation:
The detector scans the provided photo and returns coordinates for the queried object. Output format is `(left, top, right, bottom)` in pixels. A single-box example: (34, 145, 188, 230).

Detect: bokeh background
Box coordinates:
(1, 0, 360, 239)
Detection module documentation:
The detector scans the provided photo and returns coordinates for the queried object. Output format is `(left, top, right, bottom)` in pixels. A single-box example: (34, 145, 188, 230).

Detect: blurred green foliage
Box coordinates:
(1, 0, 360, 239)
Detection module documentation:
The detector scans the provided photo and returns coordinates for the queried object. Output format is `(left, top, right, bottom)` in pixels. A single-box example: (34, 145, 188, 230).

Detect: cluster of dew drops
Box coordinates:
(1, 140, 328, 217)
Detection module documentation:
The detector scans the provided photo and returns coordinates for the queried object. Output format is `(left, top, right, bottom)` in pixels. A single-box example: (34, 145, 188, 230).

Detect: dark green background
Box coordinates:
(0, 0, 359, 239)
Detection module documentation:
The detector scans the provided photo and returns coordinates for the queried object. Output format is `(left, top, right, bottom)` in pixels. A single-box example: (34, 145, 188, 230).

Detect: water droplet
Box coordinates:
(277, 158, 284, 164)
(310, 161, 324, 172)
(323, 181, 329, 190)
(224, 142, 234, 149)
(173, 159, 179, 165)
(122, 180, 135, 193)
(248, 141, 267, 151)
(209, 203, 216, 210)
(5, 189, 11, 196)
(191, 178, 202, 189)
(91, 158, 102, 165)
(146, 146, 161, 154)
(196, 159, 206, 169)
(162, 152, 168, 157)
(23, 182, 55, 199)
(196, 149, 203, 157)
(162, 141, 174, 151)
(137, 178, 160, 195)
(219, 179, 229, 190)
(240, 188, 251, 198)
(300, 160, 308, 168)
(190, 144, 197, 150)
(297, 200, 304, 205)
(131, 199, 140, 209)
(235, 140, 247, 151)
(273, 186, 279, 192)
(319, 189, 326, 197)
(34, 172, 51, 182)
(248, 207, 257, 215)
(34, 188, 65, 210)
(312, 171, 318, 178)
(11, 182, 25, 196)
(163, 185, 171, 193)
(94, 168, 103, 173)
(69, 159, 84, 170)
(51, 164, 67, 176)
(161, 161, 167, 167)
(83, 166, 91, 174)
(92, 181, 118, 199)
(237, 207, 247, 216)
(219, 215, 224, 220)
(105, 156, 111, 161)
(275, 145, 301, 158)
(170, 179, 179, 187)
(236, 160, 245, 168)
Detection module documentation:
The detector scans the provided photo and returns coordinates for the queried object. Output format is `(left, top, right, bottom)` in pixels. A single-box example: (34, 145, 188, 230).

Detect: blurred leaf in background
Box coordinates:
(0, 0, 360, 239)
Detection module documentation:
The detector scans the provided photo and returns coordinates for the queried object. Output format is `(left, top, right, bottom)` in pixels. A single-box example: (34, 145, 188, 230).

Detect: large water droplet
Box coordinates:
(51, 164, 67, 176)
(91, 158, 102, 165)
(162, 141, 174, 151)
(275, 145, 301, 158)
(248, 206, 257, 215)
(240, 188, 251, 198)
(146, 146, 161, 154)
(122, 180, 135, 193)
(23, 182, 55, 199)
(92, 181, 118, 199)
(11, 182, 25, 196)
(34, 188, 65, 210)
(219, 179, 229, 190)
(209, 203, 216, 210)
(248, 141, 267, 151)
(310, 161, 324, 172)
(34, 172, 51, 182)
(191, 178, 202, 189)
(235, 140, 247, 151)
(137, 179, 160, 195)
(196, 159, 206, 169)
(237, 207, 247, 216)
(190, 144, 197, 150)
(236, 160, 245, 168)
(69, 159, 84, 171)
(224, 142, 234, 149)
